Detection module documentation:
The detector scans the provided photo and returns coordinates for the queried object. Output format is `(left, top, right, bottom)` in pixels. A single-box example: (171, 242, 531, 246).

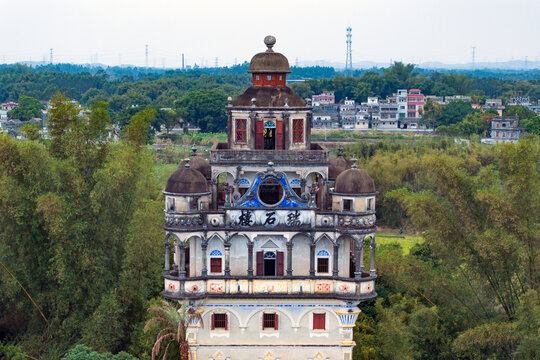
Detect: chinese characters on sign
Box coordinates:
(230, 209, 310, 227)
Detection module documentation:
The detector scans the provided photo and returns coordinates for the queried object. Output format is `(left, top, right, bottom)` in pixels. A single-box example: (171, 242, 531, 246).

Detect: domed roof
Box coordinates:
(328, 147, 352, 180)
(248, 35, 291, 74)
(179, 146, 211, 178)
(232, 86, 305, 107)
(165, 159, 209, 194)
(334, 160, 376, 195)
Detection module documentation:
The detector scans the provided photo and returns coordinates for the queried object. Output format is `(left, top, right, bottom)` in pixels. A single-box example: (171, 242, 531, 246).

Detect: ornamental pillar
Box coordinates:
(354, 237, 363, 279)
(309, 240, 316, 277)
(164, 235, 171, 274)
(224, 235, 231, 276)
(247, 241, 254, 277)
(286, 241, 294, 276)
(179, 241, 186, 278)
(370, 236, 377, 276)
(333, 241, 340, 277)
(211, 179, 218, 210)
(201, 237, 208, 276)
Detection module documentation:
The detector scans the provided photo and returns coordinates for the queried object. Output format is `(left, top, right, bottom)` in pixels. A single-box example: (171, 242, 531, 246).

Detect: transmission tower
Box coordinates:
(215, 57, 218, 68)
(345, 27, 352, 76)
(50, 48, 53, 65)
(182, 53, 185, 70)
(472, 46, 476, 70)
(145, 44, 149, 69)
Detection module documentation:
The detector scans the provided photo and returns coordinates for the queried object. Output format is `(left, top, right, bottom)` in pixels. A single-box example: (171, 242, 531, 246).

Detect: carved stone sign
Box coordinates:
(228, 209, 312, 227)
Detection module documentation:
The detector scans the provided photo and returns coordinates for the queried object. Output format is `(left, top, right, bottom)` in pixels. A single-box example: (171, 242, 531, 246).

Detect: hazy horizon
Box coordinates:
(2, 0, 540, 68)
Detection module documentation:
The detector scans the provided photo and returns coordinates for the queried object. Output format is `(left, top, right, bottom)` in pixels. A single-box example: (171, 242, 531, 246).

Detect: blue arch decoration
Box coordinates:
(317, 250, 330, 257)
(232, 171, 309, 208)
(239, 178, 250, 186)
(291, 179, 301, 185)
(210, 250, 223, 256)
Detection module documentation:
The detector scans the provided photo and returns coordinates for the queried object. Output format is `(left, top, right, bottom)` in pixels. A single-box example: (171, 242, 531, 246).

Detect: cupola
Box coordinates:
(166, 159, 209, 194)
(179, 146, 211, 179)
(328, 146, 352, 180)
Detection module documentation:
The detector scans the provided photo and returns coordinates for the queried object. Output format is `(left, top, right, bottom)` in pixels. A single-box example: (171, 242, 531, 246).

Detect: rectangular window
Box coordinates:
(313, 313, 326, 330)
(212, 313, 228, 330)
(317, 258, 329, 273)
(235, 118, 247, 143)
(210, 258, 222, 273)
(279, 75, 283, 80)
(367, 198, 374, 211)
(496, 122, 500, 128)
(292, 118, 304, 144)
(256, 75, 260, 80)
(189, 198, 199, 211)
(167, 198, 175, 211)
(263, 313, 278, 330)
(267, 75, 272, 80)
(342, 199, 352, 211)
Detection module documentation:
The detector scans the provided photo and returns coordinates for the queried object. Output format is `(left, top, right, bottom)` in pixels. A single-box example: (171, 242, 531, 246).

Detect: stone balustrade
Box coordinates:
(162, 275, 376, 301)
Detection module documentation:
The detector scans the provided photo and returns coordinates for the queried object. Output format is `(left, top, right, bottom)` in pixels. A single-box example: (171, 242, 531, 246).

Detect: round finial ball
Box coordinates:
(264, 35, 276, 48)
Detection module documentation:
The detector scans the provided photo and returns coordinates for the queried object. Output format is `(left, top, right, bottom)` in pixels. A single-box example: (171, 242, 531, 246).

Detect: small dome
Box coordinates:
(165, 159, 209, 194)
(328, 147, 352, 180)
(233, 86, 305, 107)
(179, 147, 211, 178)
(248, 36, 291, 74)
(334, 167, 376, 195)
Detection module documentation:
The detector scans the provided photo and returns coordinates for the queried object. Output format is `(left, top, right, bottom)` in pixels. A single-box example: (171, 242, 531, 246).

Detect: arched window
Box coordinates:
(316, 250, 330, 274)
(209, 250, 223, 274)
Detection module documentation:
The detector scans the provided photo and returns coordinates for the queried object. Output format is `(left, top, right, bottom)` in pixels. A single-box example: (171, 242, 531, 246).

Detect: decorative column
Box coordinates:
(300, 178, 307, 194)
(247, 241, 254, 277)
(164, 235, 171, 274)
(309, 239, 316, 277)
(179, 241, 186, 278)
(354, 237, 363, 279)
(211, 179, 218, 210)
(173, 239, 179, 273)
(370, 236, 377, 276)
(201, 237, 208, 276)
(286, 241, 294, 276)
(332, 241, 340, 277)
(224, 234, 231, 276)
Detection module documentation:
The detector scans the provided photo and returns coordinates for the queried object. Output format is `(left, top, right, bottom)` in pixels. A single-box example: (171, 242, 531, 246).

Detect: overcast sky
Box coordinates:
(2, 0, 540, 67)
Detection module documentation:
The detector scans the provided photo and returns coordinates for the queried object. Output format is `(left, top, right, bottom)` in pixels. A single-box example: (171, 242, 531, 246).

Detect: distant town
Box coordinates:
(2, 89, 537, 144)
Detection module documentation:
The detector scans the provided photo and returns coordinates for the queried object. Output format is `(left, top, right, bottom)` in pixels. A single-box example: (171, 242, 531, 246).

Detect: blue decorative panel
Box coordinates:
(264, 121, 276, 128)
(291, 179, 301, 185)
(239, 178, 250, 185)
(261, 240, 279, 248)
(209, 250, 222, 256)
(317, 250, 330, 257)
(232, 172, 309, 208)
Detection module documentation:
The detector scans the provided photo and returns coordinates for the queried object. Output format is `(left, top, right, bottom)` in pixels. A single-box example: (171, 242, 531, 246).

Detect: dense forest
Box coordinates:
(2, 62, 540, 118)
(0, 91, 538, 359)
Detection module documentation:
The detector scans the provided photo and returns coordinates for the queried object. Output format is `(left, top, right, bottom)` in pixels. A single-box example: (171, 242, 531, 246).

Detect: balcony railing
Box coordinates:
(210, 144, 329, 165)
(162, 275, 376, 301)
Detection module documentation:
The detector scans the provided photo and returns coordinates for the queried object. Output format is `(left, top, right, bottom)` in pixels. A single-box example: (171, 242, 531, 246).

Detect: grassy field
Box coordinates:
(375, 232, 424, 254)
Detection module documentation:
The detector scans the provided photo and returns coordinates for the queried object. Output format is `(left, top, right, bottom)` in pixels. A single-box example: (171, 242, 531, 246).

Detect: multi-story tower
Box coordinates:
(162, 36, 378, 360)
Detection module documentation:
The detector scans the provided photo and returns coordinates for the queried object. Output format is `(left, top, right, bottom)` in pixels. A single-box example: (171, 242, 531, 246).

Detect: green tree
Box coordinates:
(520, 115, 540, 135)
(419, 98, 443, 128)
(81, 293, 127, 353)
(174, 89, 227, 132)
(18, 122, 41, 140)
(144, 301, 190, 360)
(514, 289, 540, 359)
(123, 108, 156, 146)
(438, 101, 477, 126)
(503, 105, 536, 120)
(456, 112, 490, 136)
(62, 345, 137, 360)
(8, 95, 44, 120)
